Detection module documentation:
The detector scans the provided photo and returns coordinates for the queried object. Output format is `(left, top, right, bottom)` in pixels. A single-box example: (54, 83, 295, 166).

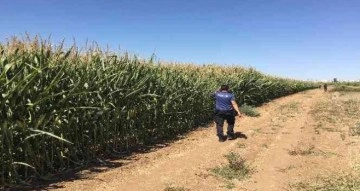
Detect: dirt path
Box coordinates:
(49, 89, 360, 191)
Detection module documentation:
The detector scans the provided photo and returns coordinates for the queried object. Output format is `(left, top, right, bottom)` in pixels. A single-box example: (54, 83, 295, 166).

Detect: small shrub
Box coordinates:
(226, 152, 247, 171)
(211, 152, 251, 180)
(240, 104, 260, 117)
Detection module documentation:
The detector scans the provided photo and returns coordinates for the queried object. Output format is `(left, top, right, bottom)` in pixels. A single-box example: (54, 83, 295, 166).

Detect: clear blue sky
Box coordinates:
(1, 0, 360, 81)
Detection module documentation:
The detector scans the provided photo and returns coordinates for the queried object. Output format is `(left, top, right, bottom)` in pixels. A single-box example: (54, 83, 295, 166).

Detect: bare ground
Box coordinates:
(47, 89, 360, 191)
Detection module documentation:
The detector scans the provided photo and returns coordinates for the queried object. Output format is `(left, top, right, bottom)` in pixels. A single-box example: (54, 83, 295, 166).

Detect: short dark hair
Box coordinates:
(220, 85, 229, 91)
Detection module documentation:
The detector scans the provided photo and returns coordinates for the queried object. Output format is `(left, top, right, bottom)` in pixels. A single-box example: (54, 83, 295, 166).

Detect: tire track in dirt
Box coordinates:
(49, 89, 357, 191)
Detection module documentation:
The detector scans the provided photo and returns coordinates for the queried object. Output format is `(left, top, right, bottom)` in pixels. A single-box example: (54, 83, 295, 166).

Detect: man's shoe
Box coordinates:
(227, 134, 236, 140)
(218, 136, 226, 142)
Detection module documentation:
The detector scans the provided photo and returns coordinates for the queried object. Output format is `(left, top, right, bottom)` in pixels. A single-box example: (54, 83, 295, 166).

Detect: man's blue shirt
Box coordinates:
(215, 91, 235, 111)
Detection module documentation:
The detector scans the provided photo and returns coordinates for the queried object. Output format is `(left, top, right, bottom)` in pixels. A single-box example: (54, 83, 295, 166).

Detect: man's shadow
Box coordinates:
(235, 132, 248, 139)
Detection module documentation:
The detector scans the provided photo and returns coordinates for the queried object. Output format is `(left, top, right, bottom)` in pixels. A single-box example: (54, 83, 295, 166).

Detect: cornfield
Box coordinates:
(0, 36, 316, 186)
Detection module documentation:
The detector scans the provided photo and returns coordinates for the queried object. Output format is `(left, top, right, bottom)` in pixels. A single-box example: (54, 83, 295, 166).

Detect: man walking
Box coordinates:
(213, 85, 242, 142)
(324, 83, 328, 92)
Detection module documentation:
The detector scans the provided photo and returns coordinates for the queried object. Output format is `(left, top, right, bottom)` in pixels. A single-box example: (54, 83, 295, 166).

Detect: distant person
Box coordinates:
(324, 83, 328, 92)
(213, 85, 242, 142)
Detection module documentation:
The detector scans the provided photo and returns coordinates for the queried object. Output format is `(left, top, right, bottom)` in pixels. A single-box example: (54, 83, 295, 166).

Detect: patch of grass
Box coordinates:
(311, 96, 360, 134)
(279, 102, 299, 112)
(314, 122, 343, 134)
(343, 99, 360, 117)
(289, 172, 360, 191)
(237, 143, 246, 148)
(226, 152, 250, 175)
(331, 85, 360, 92)
(288, 143, 315, 156)
(278, 102, 300, 118)
(289, 102, 300, 110)
(211, 152, 251, 180)
(164, 184, 190, 191)
(349, 122, 360, 136)
(212, 166, 244, 180)
(221, 181, 236, 190)
(309, 102, 326, 115)
(240, 104, 260, 117)
(288, 142, 337, 157)
(310, 101, 339, 123)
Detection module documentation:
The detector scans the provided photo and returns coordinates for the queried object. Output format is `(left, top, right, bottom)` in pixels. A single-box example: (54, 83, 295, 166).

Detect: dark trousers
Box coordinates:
(214, 113, 235, 137)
